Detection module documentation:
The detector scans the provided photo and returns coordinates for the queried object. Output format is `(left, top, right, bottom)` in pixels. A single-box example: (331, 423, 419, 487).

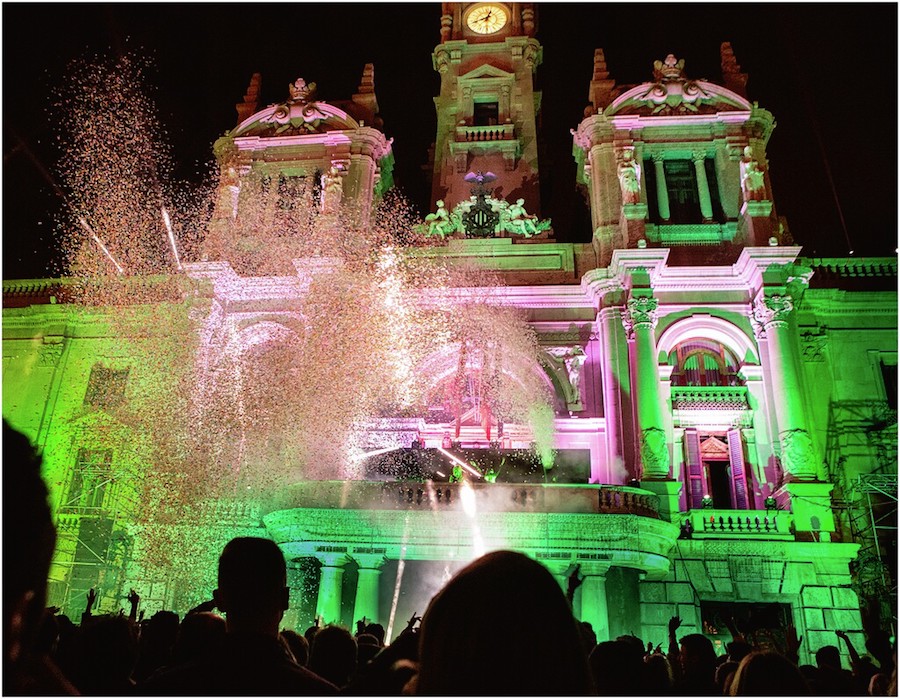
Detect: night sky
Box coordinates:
(3, 3, 897, 280)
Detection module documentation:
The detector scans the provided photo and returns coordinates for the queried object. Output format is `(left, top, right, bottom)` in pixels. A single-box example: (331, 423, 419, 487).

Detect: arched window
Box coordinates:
(669, 339, 742, 387)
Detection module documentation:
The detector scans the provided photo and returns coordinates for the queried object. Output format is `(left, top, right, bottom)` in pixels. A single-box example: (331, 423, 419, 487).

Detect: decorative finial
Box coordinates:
(235, 73, 261, 125)
(720, 41, 749, 98)
(652, 54, 685, 82)
(288, 77, 317, 103)
(358, 64, 375, 94)
(592, 49, 610, 81)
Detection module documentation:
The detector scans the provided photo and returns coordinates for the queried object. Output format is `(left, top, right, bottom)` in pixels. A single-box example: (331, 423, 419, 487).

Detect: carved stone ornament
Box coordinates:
(638, 55, 710, 114)
(740, 146, 767, 201)
(320, 166, 344, 214)
(38, 342, 64, 368)
(546, 346, 587, 405)
(653, 54, 685, 82)
(751, 294, 793, 337)
(417, 175, 551, 239)
(640, 426, 670, 477)
(800, 331, 827, 362)
(261, 77, 328, 134)
(288, 77, 317, 103)
(622, 296, 659, 338)
(779, 428, 816, 479)
(434, 48, 451, 74)
(617, 149, 641, 204)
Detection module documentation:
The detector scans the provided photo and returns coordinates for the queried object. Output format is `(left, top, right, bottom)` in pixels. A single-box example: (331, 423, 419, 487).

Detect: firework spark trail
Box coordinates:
(385, 516, 411, 642)
(161, 208, 182, 270)
(78, 217, 125, 274)
(437, 447, 483, 479)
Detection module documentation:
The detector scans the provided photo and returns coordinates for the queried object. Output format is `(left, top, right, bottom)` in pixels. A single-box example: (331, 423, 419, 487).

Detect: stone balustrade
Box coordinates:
(685, 508, 794, 538)
(455, 123, 515, 142)
(267, 480, 660, 518)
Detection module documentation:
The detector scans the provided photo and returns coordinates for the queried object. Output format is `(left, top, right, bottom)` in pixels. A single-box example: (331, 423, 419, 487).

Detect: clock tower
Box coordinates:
(430, 2, 543, 215)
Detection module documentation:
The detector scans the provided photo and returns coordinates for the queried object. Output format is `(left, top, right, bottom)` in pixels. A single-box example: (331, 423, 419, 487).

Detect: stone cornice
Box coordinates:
(733, 246, 803, 292)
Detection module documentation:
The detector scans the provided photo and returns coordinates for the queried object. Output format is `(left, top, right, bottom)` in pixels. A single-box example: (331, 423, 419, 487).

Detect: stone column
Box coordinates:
(652, 155, 670, 222)
(598, 306, 628, 478)
(623, 296, 669, 479)
(316, 554, 348, 625)
(692, 152, 714, 222)
(579, 570, 610, 643)
(752, 293, 816, 480)
(352, 555, 384, 626)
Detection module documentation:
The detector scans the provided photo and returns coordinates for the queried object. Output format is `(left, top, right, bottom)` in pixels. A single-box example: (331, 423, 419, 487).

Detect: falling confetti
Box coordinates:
(51, 52, 555, 614)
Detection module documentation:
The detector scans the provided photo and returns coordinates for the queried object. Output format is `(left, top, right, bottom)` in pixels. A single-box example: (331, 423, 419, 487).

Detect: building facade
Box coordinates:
(3, 2, 896, 661)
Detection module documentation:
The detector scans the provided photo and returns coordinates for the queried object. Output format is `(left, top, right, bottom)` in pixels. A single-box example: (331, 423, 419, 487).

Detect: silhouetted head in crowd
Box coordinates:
(364, 621, 386, 646)
(678, 633, 719, 692)
(869, 671, 890, 696)
(3, 421, 57, 692)
(213, 537, 289, 636)
(78, 614, 140, 694)
(309, 625, 357, 687)
(643, 653, 673, 694)
(589, 640, 644, 695)
(715, 659, 739, 694)
(356, 632, 381, 666)
(729, 650, 811, 695)
(726, 638, 752, 663)
(415, 550, 593, 695)
(280, 628, 309, 666)
(175, 611, 226, 664)
(815, 644, 842, 669)
(133, 609, 182, 683)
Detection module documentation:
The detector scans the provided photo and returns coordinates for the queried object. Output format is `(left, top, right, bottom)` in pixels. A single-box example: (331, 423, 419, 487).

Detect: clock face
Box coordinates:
(466, 4, 508, 34)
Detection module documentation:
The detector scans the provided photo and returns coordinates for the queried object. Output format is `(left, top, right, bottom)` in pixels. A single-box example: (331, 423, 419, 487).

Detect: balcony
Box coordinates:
(264, 481, 678, 577)
(684, 508, 794, 539)
(670, 385, 750, 411)
(455, 123, 515, 143)
(267, 481, 660, 518)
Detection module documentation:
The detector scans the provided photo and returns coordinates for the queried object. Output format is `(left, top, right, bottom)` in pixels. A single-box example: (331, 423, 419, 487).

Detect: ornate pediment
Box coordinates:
(458, 64, 516, 82)
(700, 435, 731, 459)
(231, 77, 361, 138)
(607, 55, 752, 117)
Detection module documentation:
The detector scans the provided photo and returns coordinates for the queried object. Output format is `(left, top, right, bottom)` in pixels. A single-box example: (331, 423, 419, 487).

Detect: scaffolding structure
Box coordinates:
(826, 399, 898, 633)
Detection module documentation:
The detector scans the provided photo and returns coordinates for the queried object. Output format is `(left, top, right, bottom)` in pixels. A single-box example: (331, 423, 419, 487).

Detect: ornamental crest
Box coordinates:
(417, 171, 552, 239)
(261, 77, 328, 134)
(634, 55, 712, 115)
(462, 172, 500, 238)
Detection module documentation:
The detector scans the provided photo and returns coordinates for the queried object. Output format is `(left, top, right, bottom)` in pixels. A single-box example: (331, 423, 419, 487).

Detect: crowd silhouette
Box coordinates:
(5, 420, 897, 696)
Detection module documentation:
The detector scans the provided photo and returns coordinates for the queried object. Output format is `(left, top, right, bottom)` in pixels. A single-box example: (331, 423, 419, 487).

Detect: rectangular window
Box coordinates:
(663, 160, 701, 223)
(474, 101, 499, 126)
(880, 360, 897, 410)
(63, 449, 113, 512)
(84, 365, 129, 409)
